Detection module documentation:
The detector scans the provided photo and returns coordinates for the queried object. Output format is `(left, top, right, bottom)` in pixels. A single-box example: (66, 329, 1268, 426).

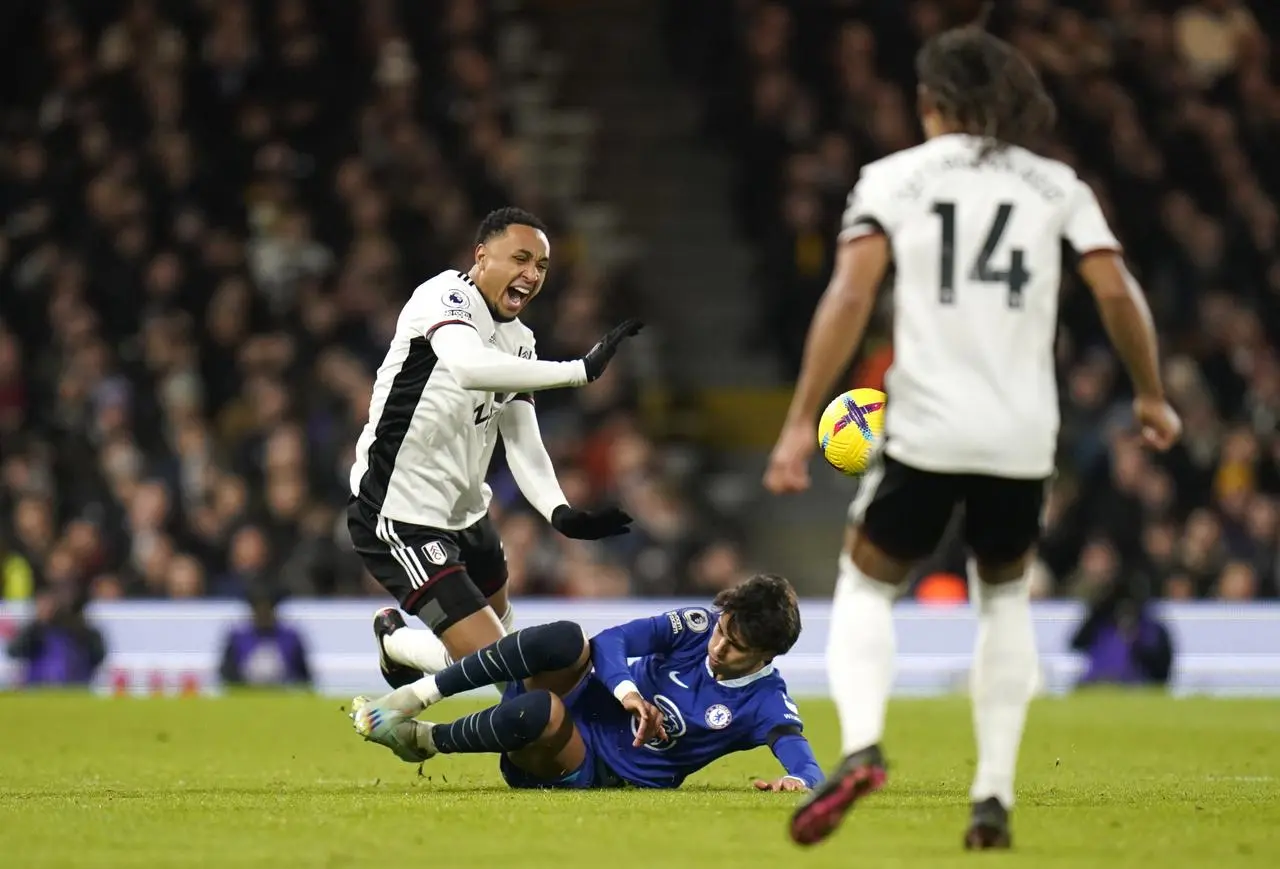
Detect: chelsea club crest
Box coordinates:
(704, 704, 732, 730)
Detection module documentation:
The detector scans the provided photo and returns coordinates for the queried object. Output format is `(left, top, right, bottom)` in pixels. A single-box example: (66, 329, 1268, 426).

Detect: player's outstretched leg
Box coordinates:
(964, 558, 1037, 850)
(353, 688, 581, 777)
(351, 620, 587, 750)
(790, 543, 897, 846)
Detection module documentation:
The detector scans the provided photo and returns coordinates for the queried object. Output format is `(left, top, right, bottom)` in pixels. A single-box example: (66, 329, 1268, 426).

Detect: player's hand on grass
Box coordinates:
(1133, 395, 1181, 452)
(551, 504, 633, 540)
(763, 421, 815, 495)
(752, 777, 809, 793)
(620, 692, 667, 746)
(582, 319, 644, 382)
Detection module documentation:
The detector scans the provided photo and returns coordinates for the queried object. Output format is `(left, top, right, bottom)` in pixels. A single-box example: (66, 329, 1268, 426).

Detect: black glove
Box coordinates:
(582, 319, 644, 382)
(551, 504, 634, 539)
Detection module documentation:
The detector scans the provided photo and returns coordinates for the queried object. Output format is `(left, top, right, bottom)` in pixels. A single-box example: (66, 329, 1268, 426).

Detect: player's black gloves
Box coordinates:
(551, 504, 633, 540)
(582, 319, 644, 382)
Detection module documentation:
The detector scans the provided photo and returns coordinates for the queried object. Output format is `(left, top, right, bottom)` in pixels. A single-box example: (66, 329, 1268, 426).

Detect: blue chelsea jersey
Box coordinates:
(584, 607, 811, 789)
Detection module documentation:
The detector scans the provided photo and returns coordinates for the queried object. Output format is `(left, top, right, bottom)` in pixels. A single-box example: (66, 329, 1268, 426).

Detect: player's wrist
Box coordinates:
(612, 680, 640, 703)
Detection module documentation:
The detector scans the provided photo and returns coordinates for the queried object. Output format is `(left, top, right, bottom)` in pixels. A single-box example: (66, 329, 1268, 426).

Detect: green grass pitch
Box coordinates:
(0, 692, 1277, 868)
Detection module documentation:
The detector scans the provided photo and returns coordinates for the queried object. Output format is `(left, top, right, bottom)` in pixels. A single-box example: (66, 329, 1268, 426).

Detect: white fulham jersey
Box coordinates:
(841, 133, 1120, 479)
(350, 270, 537, 528)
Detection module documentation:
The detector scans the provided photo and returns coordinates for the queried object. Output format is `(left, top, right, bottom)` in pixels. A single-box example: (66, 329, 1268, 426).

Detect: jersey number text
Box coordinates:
(931, 201, 1029, 309)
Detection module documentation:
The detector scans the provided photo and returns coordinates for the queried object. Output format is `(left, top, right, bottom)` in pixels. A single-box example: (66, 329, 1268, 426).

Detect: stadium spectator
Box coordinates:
(6, 586, 106, 686)
(1, 1, 739, 603)
(218, 588, 311, 688)
(1072, 583, 1174, 688)
(669, 0, 1280, 600)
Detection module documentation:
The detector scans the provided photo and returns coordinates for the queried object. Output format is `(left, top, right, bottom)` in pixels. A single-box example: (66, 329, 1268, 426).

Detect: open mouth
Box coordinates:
(504, 284, 531, 309)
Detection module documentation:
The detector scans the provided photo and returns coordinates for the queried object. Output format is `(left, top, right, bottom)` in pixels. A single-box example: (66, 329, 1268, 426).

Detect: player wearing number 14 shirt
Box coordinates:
(765, 20, 1182, 851)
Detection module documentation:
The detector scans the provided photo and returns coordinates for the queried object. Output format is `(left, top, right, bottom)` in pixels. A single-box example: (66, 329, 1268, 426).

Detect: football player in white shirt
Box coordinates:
(764, 23, 1181, 850)
(348, 208, 642, 737)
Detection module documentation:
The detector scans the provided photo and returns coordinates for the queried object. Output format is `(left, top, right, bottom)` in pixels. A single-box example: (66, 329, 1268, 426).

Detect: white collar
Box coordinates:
(704, 656, 774, 688)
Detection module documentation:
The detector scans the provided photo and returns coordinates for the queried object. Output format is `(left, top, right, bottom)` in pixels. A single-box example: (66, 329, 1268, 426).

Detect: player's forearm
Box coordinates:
(588, 631, 634, 700)
(431, 326, 587, 391)
(1095, 293, 1163, 400)
(451, 350, 587, 392)
(500, 402, 569, 521)
(773, 734, 823, 788)
(785, 279, 876, 427)
(1079, 255, 1164, 400)
(589, 615, 671, 699)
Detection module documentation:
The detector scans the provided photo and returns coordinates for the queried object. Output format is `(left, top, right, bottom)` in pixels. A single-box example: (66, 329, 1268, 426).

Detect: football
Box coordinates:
(817, 388, 887, 476)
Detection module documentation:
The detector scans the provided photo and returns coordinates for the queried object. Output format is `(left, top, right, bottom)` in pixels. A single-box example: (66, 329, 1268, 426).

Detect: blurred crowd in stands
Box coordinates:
(667, 0, 1280, 601)
(5, 0, 1279, 610)
(0, 0, 740, 610)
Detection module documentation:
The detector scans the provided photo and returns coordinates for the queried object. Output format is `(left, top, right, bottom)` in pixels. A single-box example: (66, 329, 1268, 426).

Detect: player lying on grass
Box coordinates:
(350, 574, 823, 791)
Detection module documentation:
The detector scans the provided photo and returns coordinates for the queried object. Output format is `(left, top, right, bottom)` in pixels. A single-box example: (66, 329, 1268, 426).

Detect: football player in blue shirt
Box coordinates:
(350, 574, 823, 791)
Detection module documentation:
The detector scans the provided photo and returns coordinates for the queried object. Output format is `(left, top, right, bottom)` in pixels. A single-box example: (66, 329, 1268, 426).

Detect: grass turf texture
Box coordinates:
(0, 692, 1276, 868)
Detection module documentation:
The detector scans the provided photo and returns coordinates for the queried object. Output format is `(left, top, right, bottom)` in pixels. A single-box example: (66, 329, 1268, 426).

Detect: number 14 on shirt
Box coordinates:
(932, 200, 1030, 310)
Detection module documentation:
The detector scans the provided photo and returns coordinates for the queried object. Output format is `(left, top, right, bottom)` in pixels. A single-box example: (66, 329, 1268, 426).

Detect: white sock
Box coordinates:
(407, 674, 442, 708)
(385, 601, 515, 702)
(828, 552, 898, 756)
(969, 570, 1038, 809)
(373, 675, 440, 716)
(410, 720, 437, 755)
(384, 627, 453, 674)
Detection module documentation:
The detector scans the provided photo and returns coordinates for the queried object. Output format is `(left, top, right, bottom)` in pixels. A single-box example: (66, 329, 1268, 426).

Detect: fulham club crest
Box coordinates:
(422, 541, 448, 566)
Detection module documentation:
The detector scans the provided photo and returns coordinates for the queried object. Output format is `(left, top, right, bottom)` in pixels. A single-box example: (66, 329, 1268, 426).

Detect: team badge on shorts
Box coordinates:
(442, 289, 470, 309)
(422, 541, 448, 566)
(704, 704, 732, 729)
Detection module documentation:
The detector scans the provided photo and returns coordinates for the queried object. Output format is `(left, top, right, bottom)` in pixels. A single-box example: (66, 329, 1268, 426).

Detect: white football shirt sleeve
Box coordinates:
(838, 166, 898, 243)
(1062, 178, 1122, 257)
(498, 398, 569, 521)
(430, 325, 588, 392)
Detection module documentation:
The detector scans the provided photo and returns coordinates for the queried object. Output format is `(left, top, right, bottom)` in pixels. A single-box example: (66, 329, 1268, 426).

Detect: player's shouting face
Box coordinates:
(472, 222, 550, 321)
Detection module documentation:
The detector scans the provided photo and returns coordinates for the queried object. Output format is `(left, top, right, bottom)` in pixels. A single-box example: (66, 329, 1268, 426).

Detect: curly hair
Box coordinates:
(714, 573, 802, 657)
(915, 23, 1056, 157)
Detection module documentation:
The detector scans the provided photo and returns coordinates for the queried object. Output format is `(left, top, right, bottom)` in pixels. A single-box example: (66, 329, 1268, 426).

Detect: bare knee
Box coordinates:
(975, 551, 1033, 585)
(846, 524, 914, 585)
(507, 691, 585, 779)
(542, 692, 567, 736)
(572, 633, 590, 672)
(531, 691, 575, 753)
(438, 607, 505, 660)
(486, 586, 510, 620)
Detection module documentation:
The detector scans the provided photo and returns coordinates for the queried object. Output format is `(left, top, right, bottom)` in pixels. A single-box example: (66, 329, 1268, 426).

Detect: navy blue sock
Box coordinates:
(435, 620, 584, 698)
(431, 689, 553, 754)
